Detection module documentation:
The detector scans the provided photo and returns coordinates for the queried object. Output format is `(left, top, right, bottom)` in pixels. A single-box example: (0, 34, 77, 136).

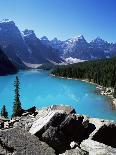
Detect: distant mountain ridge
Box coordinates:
(0, 19, 116, 68)
(41, 35, 116, 62)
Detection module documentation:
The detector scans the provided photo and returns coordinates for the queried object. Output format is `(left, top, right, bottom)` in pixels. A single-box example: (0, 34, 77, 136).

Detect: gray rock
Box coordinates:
(60, 115, 95, 143)
(6, 106, 116, 155)
(40, 113, 95, 154)
(92, 123, 116, 148)
(80, 139, 116, 155)
(42, 126, 68, 153)
(60, 146, 88, 155)
(0, 127, 55, 155)
(29, 110, 65, 135)
(48, 105, 76, 114)
(44, 112, 67, 130)
(14, 114, 35, 131)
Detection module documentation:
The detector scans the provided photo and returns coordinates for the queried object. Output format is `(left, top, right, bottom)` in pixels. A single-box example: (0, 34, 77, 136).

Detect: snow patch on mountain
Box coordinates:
(0, 19, 12, 23)
(65, 57, 86, 64)
(23, 62, 42, 68)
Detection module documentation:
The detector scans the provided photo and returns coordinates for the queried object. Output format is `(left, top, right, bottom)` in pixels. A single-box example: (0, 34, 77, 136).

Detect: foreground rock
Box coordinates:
(29, 110, 65, 135)
(60, 146, 88, 155)
(0, 105, 116, 155)
(0, 127, 55, 155)
(29, 105, 75, 135)
(29, 107, 95, 154)
(81, 139, 116, 155)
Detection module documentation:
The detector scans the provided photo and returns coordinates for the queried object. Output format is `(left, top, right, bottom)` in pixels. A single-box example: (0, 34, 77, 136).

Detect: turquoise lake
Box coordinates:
(0, 70, 116, 120)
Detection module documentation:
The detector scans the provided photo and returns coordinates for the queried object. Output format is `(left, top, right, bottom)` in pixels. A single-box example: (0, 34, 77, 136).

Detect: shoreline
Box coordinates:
(50, 74, 116, 106)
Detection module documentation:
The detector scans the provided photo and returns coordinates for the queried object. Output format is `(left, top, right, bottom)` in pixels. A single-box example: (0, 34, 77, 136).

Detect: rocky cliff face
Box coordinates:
(0, 105, 115, 155)
(0, 19, 27, 68)
(23, 29, 62, 64)
(0, 48, 18, 75)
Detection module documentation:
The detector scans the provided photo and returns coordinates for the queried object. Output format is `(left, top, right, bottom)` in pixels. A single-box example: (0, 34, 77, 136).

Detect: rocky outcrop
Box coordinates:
(60, 146, 88, 155)
(29, 110, 65, 135)
(42, 126, 68, 153)
(29, 105, 75, 135)
(28, 106, 96, 154)
(80, 118, 116, 155)
(0, 127, 55, 155)
(92, 124, 116, 148)
(0, 105, 116, 155)
(47, 105, 76, 114)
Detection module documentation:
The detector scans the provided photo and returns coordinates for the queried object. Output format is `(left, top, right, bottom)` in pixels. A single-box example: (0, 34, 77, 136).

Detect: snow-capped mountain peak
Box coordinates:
(51, 37, 60, 43)
(0, 19, 13, 23)
(40, 36, 50, 46)
(76, 35, 85, 40)
(67, 35, 86, 44)
(22, 29, 38, 41)
(23, 29, 35, 37)
(40, 36, 49, 41)
(92, 37, 107, 44)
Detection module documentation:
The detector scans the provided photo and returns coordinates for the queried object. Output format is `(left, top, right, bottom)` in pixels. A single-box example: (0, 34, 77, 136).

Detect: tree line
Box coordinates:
(52, 57, 116, 98)
(1, 76, 22, 118)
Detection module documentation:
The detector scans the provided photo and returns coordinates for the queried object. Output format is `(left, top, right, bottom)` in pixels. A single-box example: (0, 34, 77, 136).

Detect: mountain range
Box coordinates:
(41, 35, 116, 63)
(0, 19, 62, 69)
(0, 19, 116, 71)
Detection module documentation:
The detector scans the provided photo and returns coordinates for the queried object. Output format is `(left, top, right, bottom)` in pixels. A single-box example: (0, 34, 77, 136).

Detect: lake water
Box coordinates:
(0, 70, 116, 120)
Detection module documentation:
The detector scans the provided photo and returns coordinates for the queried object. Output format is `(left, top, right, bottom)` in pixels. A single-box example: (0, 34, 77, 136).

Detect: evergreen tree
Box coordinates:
(12, 76, 22, 117)
(52, 57, 116, 92)
(1, 105, 8, 118)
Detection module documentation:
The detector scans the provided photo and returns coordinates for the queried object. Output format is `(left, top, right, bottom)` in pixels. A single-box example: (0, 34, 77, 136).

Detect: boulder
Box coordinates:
(70, 141, 79, 149)
(92, 123, 116, 148)
(80, 139, 116, 155)
(22, 106, 37, 116)
(44, 112, 67, 129)
(13, 114, 35, 131)
(0, 127, 55, 155)
(30, 111, 96, 154)
(29, 110, 65, 135)
(42, 126, 69, 153)
(59, 146, 88, 155)
(60, 115, 95, 143)
(48, 105, 76, 114)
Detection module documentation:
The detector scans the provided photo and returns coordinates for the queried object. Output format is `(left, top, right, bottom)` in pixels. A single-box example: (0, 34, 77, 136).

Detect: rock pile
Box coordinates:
(0, 105, 116, 155)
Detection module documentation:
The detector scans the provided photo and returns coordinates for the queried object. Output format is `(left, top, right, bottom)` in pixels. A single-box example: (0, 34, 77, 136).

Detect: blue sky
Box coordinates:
(0, 0, 116, 42)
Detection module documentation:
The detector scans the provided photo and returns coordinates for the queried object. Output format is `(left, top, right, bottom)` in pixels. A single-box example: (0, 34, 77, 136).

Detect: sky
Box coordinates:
(0, 0, 116, 42)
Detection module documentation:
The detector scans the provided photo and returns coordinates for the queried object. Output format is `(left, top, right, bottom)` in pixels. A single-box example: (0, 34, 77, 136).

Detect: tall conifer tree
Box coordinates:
(1, 105, 8, 118)
(12, 76, 22, 117)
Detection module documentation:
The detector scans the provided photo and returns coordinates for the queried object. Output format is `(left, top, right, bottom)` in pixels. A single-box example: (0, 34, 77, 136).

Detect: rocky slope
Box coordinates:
(0, 48, 18, 75)
(0, 105, 116, 155)
(0, 19, 62, 69)
(23, 29, 62, 64)
(0, 19, 27, 69)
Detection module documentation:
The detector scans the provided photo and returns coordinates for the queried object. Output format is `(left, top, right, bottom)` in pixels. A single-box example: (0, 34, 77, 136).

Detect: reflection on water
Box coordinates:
(0, 70, 116, 120)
